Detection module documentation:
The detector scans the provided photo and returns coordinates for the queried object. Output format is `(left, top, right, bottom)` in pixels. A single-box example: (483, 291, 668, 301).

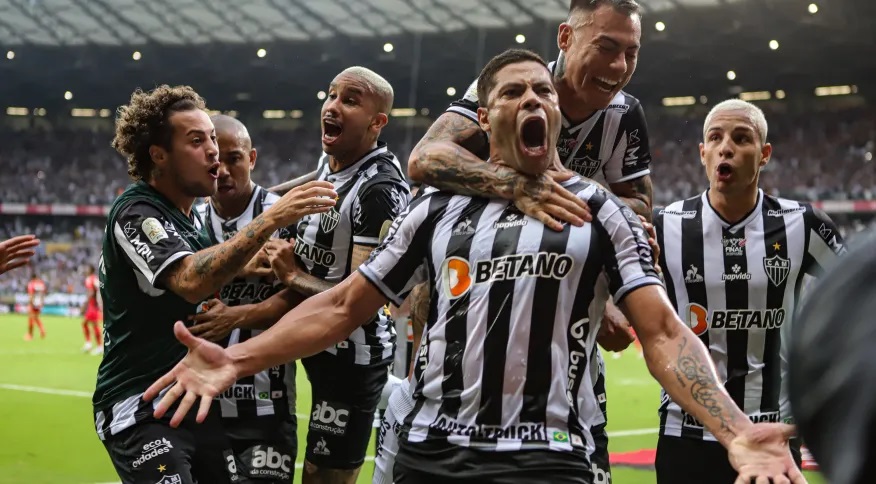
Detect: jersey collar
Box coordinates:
(323, 141, 389, 185)
(702, 188, 764, 232)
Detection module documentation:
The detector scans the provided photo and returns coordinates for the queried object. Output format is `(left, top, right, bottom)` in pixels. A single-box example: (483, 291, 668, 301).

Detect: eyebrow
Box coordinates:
(186, 129, 211, 137)
(595, 34, 640, 49)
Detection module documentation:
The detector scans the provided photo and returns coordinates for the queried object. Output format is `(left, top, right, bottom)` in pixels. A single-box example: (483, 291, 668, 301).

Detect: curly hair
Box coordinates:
(111, 85, 207, 182)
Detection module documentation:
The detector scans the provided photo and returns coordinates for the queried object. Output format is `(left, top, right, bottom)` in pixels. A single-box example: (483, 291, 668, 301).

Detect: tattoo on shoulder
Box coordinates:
(673, 336, 736, 434)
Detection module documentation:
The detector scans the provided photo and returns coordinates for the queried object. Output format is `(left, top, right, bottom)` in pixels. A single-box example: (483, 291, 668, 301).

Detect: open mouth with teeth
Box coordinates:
(518, 117, 548, 158)
(592, 76, 619, 93)
(322, 119, 343, 145)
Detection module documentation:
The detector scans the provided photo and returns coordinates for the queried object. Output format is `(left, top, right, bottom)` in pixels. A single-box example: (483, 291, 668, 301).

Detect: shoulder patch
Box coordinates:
(142, 217, 169, 244)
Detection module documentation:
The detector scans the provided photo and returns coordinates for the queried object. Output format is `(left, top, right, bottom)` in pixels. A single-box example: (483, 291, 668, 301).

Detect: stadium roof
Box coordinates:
(0, 0, 873, 114)
(0, 0, 735, 46)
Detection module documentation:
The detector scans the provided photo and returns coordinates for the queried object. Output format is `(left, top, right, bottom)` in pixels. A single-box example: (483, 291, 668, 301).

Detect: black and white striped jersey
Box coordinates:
(197, 184, 294, 419)
(359, 177, 661, 457)
(295, 142, 411, 366)
(447, 59, 652, 185)
(654, 189, 846, 441)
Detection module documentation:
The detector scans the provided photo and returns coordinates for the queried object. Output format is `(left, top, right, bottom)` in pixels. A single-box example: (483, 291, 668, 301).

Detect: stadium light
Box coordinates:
(446, 87, 457, 97)
(808, 3, 818, 14)
(420, 108, 430, 116)
(132, 51, 141, 61)
(699, 95, 708, 104)
(776, 90, 786, 99)
(317, 90, 326, 100)
(33, 108, 46, 117)
(99, 109, 112, 118)
(815, 85, 854, 96)
(64, 91, 73, 100)
(383, 43, 394, 53)
(5, 50, 13, 60)
(71, 108, 97, 117)
(263, 110, 285, 119)
(865, 152, 872, 162)
(257, 48, 267, 58)
(740, 91, 771, 101)
(769, 40, 779, 50)
(5, 107, 28, 116)
(726, 70, 737, 81)
(290, 110, 304, 119)
(515, 34, 526, 44)
(655, 21, 666, 32)
(662, 96, 696, 107)
(390, 108, 417, 117)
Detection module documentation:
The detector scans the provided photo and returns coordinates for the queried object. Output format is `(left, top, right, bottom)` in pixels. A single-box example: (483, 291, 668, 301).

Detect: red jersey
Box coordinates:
(85, 274, 100, 308)
(27, 279, 46, 308)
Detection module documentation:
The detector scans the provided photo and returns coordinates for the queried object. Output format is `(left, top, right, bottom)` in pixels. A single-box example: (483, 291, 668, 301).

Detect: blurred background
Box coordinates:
(0, 0, 873, 482)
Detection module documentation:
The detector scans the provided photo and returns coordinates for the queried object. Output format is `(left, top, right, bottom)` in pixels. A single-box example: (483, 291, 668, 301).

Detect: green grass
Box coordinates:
(0, 315, 824, 483)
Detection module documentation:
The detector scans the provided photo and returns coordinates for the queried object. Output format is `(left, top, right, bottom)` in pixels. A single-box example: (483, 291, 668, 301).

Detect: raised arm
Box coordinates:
(159, 181, 336, 303)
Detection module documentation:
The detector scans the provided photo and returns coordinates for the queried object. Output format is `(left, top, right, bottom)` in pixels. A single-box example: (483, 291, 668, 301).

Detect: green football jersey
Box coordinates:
(93, 181, 214, 439)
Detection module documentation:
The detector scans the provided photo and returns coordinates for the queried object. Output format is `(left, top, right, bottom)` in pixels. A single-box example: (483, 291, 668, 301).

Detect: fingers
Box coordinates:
(143, 369, 178, 402)
(776, 423, 798, 440)
(292, 180, 335, 192)
(171, 390, 197, 428)
(173, 320, 201, 350)
(551, 184, 593, 222)
(774, 475, 791, 484)
(788, 466, 808, 484)
(196, 395, 214, 423)
(755, 476, 771, 484)
(531, 210, 564, 232)
(1, 234, 39, 251)
(2, 258, 32, 272)
(151, 380, 184, 419)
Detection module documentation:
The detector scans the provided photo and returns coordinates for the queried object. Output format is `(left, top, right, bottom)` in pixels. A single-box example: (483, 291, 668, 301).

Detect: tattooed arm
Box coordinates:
(619, 285, 751, 446)
(408, 112, 519, 198)
(610, 175, 654, 222)
(159, 213, 288, 304)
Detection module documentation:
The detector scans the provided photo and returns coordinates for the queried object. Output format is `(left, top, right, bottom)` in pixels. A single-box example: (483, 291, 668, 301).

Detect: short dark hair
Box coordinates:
(569, 0, 641, 17)
(112, 85, 207, 182)
(477, 49, 550, 108)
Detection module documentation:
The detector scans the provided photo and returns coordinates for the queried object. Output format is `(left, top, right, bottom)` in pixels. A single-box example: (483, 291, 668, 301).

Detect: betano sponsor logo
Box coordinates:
(685, 303, 786, 335)
(441, 252, 574, 299)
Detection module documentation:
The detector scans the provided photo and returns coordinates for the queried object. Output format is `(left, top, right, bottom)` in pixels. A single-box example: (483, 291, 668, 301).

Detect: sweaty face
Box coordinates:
(559, 5, 641, 110)
(481, 61, 561, 176)
(164, 110, 220, 197)
(214, 129, 255, 203)
(321, 74, 381, 160)
(700, 109, 771, 195)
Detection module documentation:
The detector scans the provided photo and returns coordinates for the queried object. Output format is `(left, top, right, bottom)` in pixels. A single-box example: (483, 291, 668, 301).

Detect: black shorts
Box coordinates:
(223, 416, 298, 483)
(302, 351, 389, 469)
(589, 424, 611, 484)
(394, 440, 593, 484)
(656, 434, 803, 484)
(101, 412, 233, 484)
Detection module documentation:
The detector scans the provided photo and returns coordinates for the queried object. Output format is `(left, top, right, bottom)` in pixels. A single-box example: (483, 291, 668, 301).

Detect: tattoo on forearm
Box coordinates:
(615, 175, 654, 221)
(673, 337, 737, 435)
(169, 214, 274, 297)
(289, 272, 336, 298)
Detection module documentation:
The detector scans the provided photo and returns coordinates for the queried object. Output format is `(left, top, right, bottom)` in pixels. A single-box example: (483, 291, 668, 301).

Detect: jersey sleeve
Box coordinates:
(590, 189, 663, 302)
(445, 78, 480, 124)
(352, 182, 411, 247)
(112, 201, 195, 289)
(803, 206, 847, 276)
(602, 101, 653, 184)
(358, 194, 439, 306)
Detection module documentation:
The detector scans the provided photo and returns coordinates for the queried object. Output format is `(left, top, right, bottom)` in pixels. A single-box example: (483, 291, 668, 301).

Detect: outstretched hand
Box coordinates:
(0, 235, 40, 275)
(143, 321, 237, 427)
(729, 423, 807, 484)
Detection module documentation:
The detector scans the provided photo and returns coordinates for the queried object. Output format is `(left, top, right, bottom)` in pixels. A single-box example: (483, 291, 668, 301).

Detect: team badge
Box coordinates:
(567, 155, 601, 177)
(763, 254, 790, 286)
(320, 208, 340, 233)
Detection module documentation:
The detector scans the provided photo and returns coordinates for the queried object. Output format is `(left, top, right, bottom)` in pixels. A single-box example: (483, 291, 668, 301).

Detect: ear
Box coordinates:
(477, 106, 491, 135)
(149, 145, 167, 168)
(699, 142, 706, 166)
(759, 142, 772, 168)
(372, 112, 389, 132)
(249, 148, 258, 170)
(557, 22, 572, 52)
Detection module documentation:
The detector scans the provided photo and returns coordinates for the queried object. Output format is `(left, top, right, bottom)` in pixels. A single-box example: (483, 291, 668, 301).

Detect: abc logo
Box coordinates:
(251, 446, 291, 473)
(441, 257, 472, 299)
(686, 303, 709, 336)
(312, 401, 349, 428)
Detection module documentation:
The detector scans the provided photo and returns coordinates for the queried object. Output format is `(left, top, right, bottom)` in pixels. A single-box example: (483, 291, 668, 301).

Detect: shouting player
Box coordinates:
(146, 49, 804, 484)
(194, 114, 300, 484)
(93, 84, 336, 484)
(25, 271, 46, 341)
(81, 264, 103, 355)
(652, 99, 845, 483)
(406, 1, 653, 477)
